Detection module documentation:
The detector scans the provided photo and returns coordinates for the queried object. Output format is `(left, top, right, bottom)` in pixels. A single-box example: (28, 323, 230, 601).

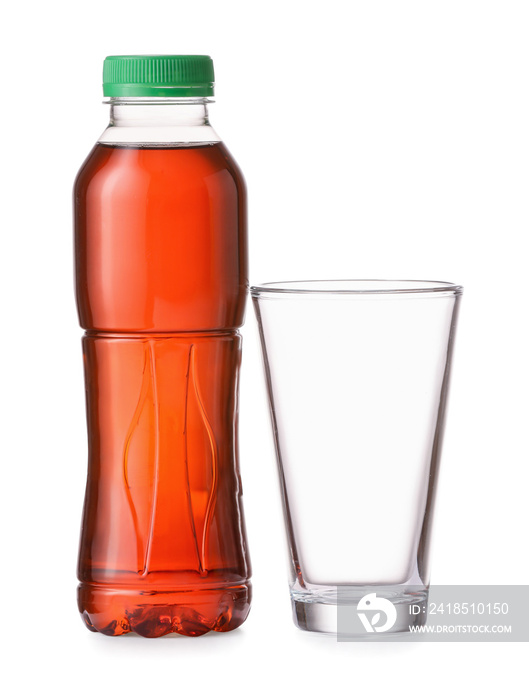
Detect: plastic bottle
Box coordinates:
(74, 55, 251, 637)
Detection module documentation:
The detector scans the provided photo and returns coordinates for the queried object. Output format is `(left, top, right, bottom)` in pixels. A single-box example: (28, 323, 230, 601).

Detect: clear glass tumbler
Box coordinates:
(251, 280, 462, 635)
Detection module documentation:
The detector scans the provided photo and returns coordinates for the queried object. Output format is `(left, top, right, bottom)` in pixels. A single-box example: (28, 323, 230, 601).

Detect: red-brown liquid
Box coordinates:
(74, 143, 251, 637)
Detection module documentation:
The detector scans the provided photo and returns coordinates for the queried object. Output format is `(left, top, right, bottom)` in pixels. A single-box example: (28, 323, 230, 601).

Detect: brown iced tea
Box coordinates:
(74, 143, 251, 637)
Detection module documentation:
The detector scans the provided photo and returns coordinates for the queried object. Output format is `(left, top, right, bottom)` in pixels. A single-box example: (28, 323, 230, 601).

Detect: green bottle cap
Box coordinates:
(103, 55, 215, 97)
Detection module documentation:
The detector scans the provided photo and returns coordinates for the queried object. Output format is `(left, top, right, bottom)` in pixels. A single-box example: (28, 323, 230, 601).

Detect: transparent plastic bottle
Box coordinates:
(74, 55, 251, 637)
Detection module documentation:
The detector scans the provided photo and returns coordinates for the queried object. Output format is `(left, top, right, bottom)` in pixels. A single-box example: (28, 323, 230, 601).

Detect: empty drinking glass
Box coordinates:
(252, 280, 462, 635)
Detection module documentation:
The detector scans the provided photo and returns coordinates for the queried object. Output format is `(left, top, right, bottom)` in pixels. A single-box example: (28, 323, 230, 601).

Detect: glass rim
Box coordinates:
(250, 279, 463, 297)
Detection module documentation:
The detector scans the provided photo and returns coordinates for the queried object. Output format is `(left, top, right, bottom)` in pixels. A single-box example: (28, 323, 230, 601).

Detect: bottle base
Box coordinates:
(78, 582, 251, 637)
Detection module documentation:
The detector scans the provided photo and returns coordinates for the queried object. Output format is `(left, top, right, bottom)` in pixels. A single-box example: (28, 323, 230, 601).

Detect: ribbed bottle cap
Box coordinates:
(103, 55, 215, 97)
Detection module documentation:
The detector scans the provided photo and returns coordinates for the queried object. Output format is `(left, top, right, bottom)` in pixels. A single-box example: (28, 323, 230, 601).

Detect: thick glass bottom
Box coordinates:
(78, 582, 251, 637)
(291, 586, 428, 637)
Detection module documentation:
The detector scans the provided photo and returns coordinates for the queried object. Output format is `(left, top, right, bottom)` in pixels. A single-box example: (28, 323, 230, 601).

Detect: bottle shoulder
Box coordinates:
(74, 142, 246, 200)
(98, 123, 220, 145)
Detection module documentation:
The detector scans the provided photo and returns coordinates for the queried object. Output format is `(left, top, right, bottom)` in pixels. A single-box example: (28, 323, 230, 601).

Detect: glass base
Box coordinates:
(291, 586, 428, 637)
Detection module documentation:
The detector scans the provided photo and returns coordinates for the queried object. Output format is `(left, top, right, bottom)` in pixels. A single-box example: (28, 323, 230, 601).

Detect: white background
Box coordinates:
(2, 0, 528, 697)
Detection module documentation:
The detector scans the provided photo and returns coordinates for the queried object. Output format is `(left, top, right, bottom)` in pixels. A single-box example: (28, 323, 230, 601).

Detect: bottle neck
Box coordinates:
(98, 97, 220, 145)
